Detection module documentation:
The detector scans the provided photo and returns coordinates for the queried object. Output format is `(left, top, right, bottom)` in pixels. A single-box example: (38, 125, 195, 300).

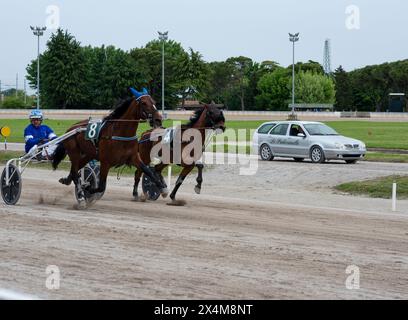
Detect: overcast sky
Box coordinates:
(1, 0, 407, 91)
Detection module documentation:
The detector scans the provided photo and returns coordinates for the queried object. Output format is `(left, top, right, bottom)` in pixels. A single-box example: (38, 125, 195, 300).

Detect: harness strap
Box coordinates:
(111, 135, 138, 142)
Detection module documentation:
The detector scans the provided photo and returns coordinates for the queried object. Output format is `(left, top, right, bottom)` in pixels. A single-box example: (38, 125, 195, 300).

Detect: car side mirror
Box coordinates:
(297, 133, 306, 138)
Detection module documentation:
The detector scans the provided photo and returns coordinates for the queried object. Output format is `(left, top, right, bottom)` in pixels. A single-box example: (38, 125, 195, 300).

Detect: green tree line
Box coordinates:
(22, 29, 408, 112)
(334, 61, 408, 111)
(22, 29, 339, 111)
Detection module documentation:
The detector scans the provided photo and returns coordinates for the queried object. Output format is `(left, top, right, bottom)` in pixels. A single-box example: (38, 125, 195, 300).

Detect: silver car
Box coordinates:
(253, 121, 367, 164)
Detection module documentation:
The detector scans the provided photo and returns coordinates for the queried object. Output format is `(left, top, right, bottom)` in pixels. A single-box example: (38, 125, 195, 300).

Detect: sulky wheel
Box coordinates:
(1, 164, 22, 205)
(75, 164, 101, 204)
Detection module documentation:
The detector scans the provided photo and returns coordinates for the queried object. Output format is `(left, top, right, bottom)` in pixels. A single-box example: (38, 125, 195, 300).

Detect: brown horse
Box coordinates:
(134, 104, 226, 205)
(52, 89, 167, 207)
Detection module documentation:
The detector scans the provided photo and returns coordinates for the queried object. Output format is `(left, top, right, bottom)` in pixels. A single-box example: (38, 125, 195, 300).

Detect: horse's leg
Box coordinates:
(67, 155, 87, 208)
(155, 163, 168, 188)
(133, 152, 168, 197)
(59, 156, 92, 186)
(168, 165, 194, 206)
(59, 173, 73, 186)
(194, 162, 204, 194)
(133, 168, 143, 201)
(89, 162, 109, 198)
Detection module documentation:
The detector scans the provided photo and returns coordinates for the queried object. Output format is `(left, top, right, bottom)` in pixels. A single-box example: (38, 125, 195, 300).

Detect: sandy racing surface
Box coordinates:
(1, 159, 408, 299)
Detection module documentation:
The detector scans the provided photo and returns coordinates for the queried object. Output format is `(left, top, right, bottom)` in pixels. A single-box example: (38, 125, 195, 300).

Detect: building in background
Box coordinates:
(388, 93, 406, 112)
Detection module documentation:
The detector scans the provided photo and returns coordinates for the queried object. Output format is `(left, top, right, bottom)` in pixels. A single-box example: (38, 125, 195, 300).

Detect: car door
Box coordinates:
(254, 123, 277, 151)
(268, 123, 290, 155)
(286, 124, 309, 157)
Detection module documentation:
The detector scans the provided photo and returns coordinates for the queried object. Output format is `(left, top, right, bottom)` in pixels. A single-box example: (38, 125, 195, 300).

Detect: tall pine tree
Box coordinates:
(27, 29, 88, 109)
(334, 65, 353, 111)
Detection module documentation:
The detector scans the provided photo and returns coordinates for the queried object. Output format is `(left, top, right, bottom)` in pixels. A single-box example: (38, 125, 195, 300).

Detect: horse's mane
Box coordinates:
(103, 97, 134, 121)
(182, 106, 205, 129)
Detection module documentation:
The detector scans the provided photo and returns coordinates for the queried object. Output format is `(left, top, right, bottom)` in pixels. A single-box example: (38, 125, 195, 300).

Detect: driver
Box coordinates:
(24, 109, 58, 160)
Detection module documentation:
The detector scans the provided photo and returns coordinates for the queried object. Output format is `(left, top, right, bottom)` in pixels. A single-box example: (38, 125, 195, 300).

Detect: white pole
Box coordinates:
(167, 165, 172, 189)
(392, 182, 397, 212)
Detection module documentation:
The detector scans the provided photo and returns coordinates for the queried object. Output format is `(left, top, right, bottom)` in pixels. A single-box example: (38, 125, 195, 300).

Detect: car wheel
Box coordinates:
(260, 144, 274, 161)
(310, 146, 325, 163)
(345, 160, 358, 164)
(294, 158, 305, 162)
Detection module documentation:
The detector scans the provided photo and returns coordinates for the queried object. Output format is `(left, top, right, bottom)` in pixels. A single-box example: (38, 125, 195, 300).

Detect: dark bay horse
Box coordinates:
(52, 89, 167, 207)
(134, 104, 226, 205)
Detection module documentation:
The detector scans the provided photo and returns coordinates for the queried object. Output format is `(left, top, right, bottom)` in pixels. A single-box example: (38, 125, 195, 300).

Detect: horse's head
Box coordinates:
(130, 88, 162, 128)
(204, 104, 226, 132)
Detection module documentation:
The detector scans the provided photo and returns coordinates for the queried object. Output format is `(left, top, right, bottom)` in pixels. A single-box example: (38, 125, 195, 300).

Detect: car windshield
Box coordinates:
(304, 124, 339, 136)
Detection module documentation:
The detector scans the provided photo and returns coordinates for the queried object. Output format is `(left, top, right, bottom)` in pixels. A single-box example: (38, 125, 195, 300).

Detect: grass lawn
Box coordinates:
(365, 152, 408, 163)
(1, 118, 407, 150)
(0, 119, 176, 143)
(325, 121, 408, 150)
(335, 175, 408, 199)
(212, 120, 408, 149)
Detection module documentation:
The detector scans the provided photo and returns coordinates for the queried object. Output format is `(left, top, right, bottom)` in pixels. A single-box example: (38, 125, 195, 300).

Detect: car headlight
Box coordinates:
(334, 142, 346, 150)
(360, 143, 366, 150)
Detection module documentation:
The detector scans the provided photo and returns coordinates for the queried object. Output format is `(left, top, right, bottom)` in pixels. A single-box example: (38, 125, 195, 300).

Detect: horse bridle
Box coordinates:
(205, 108, 225, 130)
(136, 95, 158, 121)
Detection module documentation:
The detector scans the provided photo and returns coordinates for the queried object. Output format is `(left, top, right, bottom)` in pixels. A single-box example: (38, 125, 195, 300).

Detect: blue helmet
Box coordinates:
(29, 109, 43, 120)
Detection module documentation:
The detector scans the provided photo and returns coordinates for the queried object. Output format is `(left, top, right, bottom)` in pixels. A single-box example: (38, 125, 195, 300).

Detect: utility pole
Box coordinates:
(289, 33, 300, 117)
(158, 31, 168, 116)
(16, 73, 18, 97)
(24, 78, 27, 104)
(30, 26, 47, 109)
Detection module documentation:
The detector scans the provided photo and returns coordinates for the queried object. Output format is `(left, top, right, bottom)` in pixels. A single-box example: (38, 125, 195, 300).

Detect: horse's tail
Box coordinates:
(52, 143, 66, 170)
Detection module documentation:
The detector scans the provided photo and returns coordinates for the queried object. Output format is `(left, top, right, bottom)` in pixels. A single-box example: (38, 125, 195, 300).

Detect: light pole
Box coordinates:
(158, 31, 168, 116)
(289, 33, 299, 116)
(30, 26, 47, 109)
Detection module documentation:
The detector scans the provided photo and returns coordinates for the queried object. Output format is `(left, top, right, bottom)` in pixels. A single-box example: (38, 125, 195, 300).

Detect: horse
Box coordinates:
(133, 104, 226, 206)
(52, 88, 168, 207)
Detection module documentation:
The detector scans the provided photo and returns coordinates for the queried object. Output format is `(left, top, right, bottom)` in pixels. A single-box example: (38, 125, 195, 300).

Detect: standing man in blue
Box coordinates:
(24, 109, 58, 159)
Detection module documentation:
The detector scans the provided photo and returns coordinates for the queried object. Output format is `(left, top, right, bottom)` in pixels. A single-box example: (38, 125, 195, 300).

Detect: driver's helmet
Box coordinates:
(29, 109, 43, 120)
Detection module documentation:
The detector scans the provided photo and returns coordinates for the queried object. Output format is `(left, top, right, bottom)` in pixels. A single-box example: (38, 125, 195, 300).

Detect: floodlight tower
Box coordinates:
(323, 39, 332, 75)
(30, 26, 47, 109)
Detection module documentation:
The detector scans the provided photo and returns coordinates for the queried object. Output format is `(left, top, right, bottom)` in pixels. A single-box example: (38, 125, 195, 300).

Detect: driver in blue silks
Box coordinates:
(24, 109, 58, 159)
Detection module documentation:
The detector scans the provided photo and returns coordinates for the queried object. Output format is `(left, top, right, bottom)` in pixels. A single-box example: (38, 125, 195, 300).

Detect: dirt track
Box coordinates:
(1, 161, 408, 299)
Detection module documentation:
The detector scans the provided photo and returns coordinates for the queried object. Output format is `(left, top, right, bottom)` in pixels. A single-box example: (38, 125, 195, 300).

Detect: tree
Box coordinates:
(255, 67, 291, 110)
(202, 61, 234, 105)
(82, 45, 140, 108)
(130, 40, 190, 109)
(349, 63, 392, 111)
(178, 48, 210, 107)
(27, 29, 88, 109)
(27, 29, 87, 109)
(294, 71, 336, 104)
(334, 66, 353, 110)
(290, 60, 325, 75)
(226, 56, 253, 111)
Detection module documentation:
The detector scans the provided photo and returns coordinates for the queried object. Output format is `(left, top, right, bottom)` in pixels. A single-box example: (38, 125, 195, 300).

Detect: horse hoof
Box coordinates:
(161, 188, 169, 199)
(167, 199, 186, 207)
(75, 199, 87, 210)
(139, 194, 147, 202)
(194, 186, 201, 195)
(94, 192, 104, 201)
(59, 178, 70, 186)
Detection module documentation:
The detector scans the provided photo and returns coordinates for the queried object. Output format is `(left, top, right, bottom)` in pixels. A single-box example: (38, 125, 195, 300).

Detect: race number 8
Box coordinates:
(88, 123, 98, 139)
